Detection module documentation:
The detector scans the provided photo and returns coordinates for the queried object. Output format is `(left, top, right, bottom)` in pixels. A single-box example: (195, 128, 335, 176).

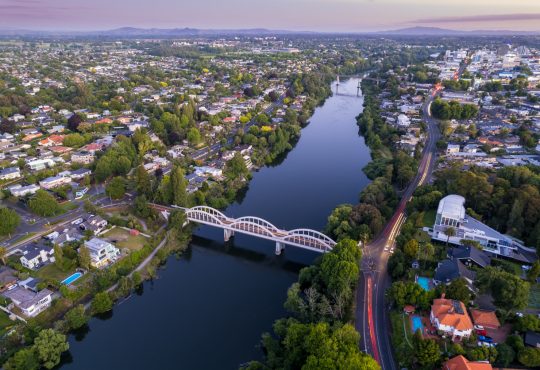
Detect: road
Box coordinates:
(355, 87, 441, 369)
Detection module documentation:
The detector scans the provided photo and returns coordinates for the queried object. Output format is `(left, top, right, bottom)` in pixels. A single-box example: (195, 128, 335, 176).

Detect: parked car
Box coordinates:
(476, 329, 487, 336)
(478, 335, 493, 343)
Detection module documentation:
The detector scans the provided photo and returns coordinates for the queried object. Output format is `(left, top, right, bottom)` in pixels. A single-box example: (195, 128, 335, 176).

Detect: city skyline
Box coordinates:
(1, 0, 540, 32)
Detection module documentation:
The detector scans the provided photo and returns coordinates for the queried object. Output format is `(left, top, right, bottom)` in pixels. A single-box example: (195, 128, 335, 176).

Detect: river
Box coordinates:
(61, 78, 371, 370)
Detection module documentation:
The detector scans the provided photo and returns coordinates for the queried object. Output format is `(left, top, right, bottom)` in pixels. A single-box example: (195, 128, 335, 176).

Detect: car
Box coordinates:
(389, 247, 395, 254)
(474, 325, 484, 330)
(478, 335, 493, 343)
(476, 329, 487, 336)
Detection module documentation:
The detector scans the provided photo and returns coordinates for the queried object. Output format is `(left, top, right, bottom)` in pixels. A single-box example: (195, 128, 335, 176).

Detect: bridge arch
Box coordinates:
(228, 220, 275, 238)
(187, 206, 228, 220)
(234, 216, 280, 233)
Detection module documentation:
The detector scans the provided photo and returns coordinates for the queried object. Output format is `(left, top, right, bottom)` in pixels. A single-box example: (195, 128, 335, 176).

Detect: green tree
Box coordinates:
(444, 278, 473, 305)
(224, 152, 250, 181)
(403, 239, 419, 259)
(77, 245, 91, 270)
(495, 343, 515, 367)
(91, 292, 113, 314)
(0, 207, 20, 238)
(187, 127, 201, 145)
(517, 347, 540, 367)
(413, 331, 441, 368)
(135, 165, 152, 197)
(527, 260, 540, 283)
(106, 177, 126, 200)
(475, 267, 530, 311)
(33, 329, 69, 369)
(65, 304, 89, 330)
(28, 190, 63, 217)
(169, 165, 188, 206)
(4, 348, 39, 370)
(445, 226, 456, 246)
(53, 245, 64, 270)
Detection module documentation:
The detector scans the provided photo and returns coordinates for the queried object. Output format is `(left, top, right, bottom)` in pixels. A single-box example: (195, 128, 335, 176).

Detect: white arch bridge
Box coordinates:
(167, 205, 336, 254)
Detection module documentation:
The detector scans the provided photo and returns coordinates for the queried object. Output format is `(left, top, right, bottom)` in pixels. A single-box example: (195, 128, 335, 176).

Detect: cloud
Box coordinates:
(413, 13, 540, 24)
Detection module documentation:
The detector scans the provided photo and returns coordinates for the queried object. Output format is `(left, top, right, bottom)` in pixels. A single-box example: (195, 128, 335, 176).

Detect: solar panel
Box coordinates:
(452, 300, 464, 314)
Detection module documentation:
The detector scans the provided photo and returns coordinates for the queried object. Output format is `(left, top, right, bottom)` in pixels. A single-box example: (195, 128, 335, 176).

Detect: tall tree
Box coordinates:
(0, 207, 20, 238)
(33, 329, 69, 369)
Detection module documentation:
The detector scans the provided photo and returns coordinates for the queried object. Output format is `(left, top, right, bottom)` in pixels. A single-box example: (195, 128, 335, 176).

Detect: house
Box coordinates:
(430, 295, 473, 339)
(84, 238, 120, 268)
(54, 228, 84, 247)
(446, 144, 461, 155)
(432, 195, 520, 258)
(69, 168, 92, 181)
(71, 151, 95, 164)
(8, 184, 40, 197)
(0, 167, 21, 181)
(433, 259, 476, 287)
(27, 158, 55, 171)
(2, 286, 53, 317)
(470, 309, 500, 330)
(442, 355, 492, 370)
(525, 331, 540, 348)
(397, 114, 411, 127)
(79, 215, 107, 235)
(449, 246, 491, 269)
(39, 175, 71, 190)
(19, 243, 55, 270)
(0, 266, 18, 292)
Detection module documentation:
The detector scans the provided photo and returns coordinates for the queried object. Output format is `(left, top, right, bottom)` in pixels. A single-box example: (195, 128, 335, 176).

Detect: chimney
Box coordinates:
(441, 293, 446, 299)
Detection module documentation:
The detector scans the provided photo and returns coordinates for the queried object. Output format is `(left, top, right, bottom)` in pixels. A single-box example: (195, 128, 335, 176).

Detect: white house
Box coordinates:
(430, 296, 473, 340)
(432, 195, 519, 258)
(39, 175, 71, 190)
(19, 244, 55, 270)
(0, 167, 21, 181)
(71, 151, 95, 164)
(446, 144, 461, 155)
(2, 286, 53, 317)
(27, 158, 55, 171)
(8, 184, 40, 197)
(84, 238, 120, 268)
(397, 114, 411, 127)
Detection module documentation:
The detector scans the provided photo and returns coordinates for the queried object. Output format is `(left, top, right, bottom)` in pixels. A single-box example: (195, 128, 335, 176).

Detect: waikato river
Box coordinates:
(62, 78, 371, 369)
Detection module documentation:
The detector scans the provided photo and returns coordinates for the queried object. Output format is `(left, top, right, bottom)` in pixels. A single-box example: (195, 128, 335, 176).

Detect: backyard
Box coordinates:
(102, 227, 149, 251)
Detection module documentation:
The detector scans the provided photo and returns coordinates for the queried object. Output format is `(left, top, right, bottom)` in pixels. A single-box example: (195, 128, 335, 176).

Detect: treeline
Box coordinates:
(431, 98, 478, 120)
(433, 164, 540, 253)
(243, 239, 380, 370)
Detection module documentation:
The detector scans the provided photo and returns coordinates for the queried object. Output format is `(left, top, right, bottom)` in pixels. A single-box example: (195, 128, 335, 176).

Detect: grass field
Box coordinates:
(102, 227, 148, 251)
(35, 263, 74, 282)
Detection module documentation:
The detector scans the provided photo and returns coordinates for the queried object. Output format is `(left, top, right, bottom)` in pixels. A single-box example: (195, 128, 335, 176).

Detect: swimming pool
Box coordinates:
(61, 272, 83, 285)
(417, 276, 431, 291)
(411, 316, 424, 334)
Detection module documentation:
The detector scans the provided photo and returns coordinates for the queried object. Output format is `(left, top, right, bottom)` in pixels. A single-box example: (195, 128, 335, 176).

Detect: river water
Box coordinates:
(62, 78, 370, 370)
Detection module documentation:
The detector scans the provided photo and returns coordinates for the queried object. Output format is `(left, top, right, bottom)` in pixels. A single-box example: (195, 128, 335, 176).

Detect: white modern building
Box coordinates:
(2, 286, 53, 317)
(432, 195, 518, 257)
(84, 238, 120, 268)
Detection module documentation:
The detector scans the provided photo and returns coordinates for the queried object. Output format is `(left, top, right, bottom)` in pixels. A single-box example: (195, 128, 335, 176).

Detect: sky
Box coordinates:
(1, 0, 540, 32)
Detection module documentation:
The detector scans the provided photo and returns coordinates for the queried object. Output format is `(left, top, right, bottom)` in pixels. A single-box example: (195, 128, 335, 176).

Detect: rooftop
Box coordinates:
(437, 194, 466, 220)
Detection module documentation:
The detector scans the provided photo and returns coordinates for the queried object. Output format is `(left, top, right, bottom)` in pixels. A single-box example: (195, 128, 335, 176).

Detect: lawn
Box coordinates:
(422, 209, 436, 228)
(102, 227, 148, 251)
(529, 283, 540, 310)
(35, 263, 74, 282)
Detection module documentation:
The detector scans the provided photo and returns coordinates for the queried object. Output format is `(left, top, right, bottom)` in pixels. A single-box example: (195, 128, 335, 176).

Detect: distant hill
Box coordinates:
(377, 26, 539, 36)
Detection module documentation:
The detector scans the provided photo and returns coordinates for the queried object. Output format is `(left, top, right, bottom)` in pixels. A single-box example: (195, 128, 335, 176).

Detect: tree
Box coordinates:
(445, 226, 456, 246)
(413, 331, 441, 368)
(527, 260, 540, 283)
(224, 152, 250, 181)
(187, 127, 201, 145)
(495, 343, 515, 367)
(135, 165, 152, 197)
(0, 246, 6, 265)
(445, 278, 473, 305)
(53, 245, 64, 269)
(65, 304, 89, 330)
(91, 291, 113, 314)
(67, 113, 83, 132)
(0, 207, 20, 238)
(106, 177, 126, 200)
(475, 267, 530, 311)
(4, 348, 39, 370)
(169, 165, 188, 206)
(517, 347, 540, 367)
(78, 245, 91, 270)
(403, 239, 419, 259)
(514, 314, 540, 333)
(28, 190, 63, 217)
(33, 329, 69, 369)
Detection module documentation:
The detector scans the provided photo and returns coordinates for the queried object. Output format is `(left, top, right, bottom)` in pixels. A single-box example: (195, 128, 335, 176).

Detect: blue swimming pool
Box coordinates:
(417, 276, 431, 291)
(62, 272, 83, 285)
(412, 316, 424, 334)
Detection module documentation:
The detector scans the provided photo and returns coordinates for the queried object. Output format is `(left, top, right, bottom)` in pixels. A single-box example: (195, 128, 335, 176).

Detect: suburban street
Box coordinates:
(355, 87, 441, 370)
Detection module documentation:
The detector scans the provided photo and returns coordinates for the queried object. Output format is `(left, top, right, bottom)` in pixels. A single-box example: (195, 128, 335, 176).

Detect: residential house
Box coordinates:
(84, 238, 120, 268)
(39, 175, 71, 190)
(525, 331, 540, 348)
(433, 259, 476, 287)
(71, 151, 95, 164)
(2, 286, 53, 317)
(69, 168, 92, 181)
(442, 355, 492, 370)
(27, 158, 55, 171)
(449, 246, 491, 269)
(430, 295, 473, 339)
(470, 309, 500, 330)
(19, 243, 54, 270)
(79, 215, 107, 235)
(0, 167, 21, 181)
(8, 184, 40, 197)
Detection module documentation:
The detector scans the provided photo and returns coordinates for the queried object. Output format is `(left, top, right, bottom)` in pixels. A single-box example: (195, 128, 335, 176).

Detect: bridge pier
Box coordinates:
(275, 242, 285, 255)
(224, 229, 235, 242)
